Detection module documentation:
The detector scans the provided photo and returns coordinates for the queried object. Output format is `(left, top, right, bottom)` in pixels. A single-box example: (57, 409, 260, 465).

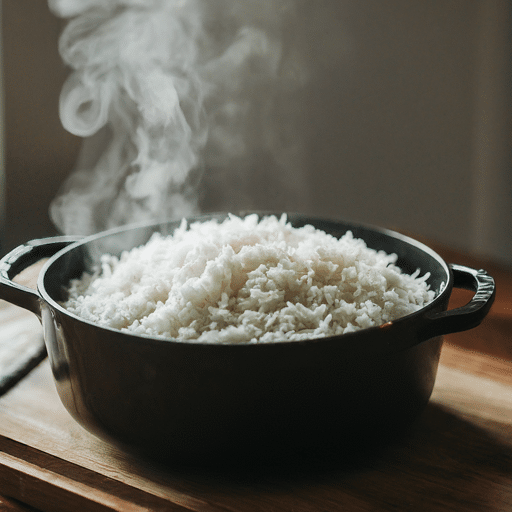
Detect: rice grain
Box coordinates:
(63, 214, 435, 342)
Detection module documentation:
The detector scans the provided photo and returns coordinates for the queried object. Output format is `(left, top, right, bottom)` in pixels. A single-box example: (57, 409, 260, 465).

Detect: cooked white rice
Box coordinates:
(63, 214, 435, 343)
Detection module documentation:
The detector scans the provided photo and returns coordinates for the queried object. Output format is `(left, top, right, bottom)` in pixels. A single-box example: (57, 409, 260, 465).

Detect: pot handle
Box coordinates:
(422, 264, 496, 340)
(0, 236, 83, 315)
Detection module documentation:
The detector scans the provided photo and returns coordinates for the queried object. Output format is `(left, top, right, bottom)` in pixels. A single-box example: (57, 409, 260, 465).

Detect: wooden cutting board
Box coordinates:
(0, 300, 510, 511)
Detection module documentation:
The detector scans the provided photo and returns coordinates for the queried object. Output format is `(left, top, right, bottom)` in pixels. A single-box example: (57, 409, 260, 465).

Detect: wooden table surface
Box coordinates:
(0, 243, 510, 511)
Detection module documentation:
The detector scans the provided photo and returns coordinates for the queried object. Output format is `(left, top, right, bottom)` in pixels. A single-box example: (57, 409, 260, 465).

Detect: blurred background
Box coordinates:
(1, 0, 511, 265)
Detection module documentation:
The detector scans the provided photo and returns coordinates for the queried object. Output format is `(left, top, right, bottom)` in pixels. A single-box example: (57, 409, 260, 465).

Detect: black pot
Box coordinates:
(0, 213, 495, 466)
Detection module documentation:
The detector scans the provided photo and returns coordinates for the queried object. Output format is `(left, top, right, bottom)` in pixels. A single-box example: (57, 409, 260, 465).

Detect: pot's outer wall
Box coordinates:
(46, 312, 445, 463)
(38, 214, 451, 463)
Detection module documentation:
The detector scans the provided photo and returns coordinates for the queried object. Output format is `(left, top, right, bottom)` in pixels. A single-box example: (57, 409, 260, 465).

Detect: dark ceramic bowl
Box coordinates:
(0, 213, 495, 466)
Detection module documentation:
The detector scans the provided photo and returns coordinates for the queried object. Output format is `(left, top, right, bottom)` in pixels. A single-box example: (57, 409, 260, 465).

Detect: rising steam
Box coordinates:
(49, 0, 309, 236)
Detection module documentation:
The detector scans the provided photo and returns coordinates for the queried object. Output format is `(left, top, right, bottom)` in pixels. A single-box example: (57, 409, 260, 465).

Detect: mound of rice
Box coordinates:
(63, 214, 435, 343)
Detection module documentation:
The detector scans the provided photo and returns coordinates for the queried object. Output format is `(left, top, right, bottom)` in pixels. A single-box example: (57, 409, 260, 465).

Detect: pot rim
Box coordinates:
(37, 212, 453, 348)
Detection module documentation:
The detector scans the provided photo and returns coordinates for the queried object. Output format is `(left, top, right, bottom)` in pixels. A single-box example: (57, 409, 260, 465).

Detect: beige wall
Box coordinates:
(2, 0, 81, 250)
(1, 1, 510, 262)
(300, 2, 479, 242)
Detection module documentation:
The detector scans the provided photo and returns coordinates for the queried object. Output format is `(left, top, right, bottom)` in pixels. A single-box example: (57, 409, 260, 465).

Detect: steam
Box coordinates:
(49, 0, 309, 235)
